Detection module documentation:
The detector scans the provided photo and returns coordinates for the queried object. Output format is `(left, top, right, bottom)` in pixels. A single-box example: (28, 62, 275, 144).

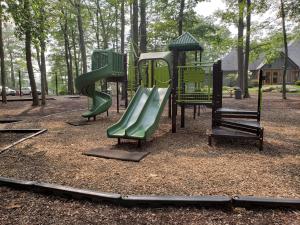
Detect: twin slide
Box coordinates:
(107, 86, 171, 140)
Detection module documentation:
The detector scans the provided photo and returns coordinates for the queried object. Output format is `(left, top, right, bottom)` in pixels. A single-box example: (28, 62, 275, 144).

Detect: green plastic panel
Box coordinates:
(177, 64, 212, 104)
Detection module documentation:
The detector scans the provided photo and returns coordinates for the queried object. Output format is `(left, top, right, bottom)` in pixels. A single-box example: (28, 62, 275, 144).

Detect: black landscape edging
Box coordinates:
(0, 176, 299, 210)
(33, 182, 121, 203)
(0, 129, 47, 154)
(233, 196, 300, 209)
(121, 195, 232, 208)
(0, 176, 35, 189)
(0, 98, 56, 102)
(0, 118, 22, 124)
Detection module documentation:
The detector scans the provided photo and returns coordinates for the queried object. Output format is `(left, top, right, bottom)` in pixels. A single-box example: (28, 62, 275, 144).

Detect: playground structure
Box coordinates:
(76, 32, 263, 149)
(75, 49, 127, 120)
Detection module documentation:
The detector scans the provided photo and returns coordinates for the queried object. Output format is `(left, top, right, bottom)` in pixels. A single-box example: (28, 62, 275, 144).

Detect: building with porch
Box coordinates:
(222, 40, 300, 85)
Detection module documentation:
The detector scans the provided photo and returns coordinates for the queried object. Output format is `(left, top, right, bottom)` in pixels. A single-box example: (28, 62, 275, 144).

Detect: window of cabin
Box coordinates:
(273, 72, 278, 84)
(265, 71, 271, 84)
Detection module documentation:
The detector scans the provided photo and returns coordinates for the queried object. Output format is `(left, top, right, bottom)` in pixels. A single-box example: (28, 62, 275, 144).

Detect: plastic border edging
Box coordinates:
(0, 177, 299, 209)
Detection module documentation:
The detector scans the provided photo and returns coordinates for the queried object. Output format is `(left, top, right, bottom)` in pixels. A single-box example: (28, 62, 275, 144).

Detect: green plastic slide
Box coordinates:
(75, 50, 124, 118)
(75, 66, 113, 118)
(107, 86, 171, 140)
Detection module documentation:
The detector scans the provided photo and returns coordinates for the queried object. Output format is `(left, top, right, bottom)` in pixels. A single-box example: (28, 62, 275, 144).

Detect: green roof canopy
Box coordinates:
(168, 32, 204, 52)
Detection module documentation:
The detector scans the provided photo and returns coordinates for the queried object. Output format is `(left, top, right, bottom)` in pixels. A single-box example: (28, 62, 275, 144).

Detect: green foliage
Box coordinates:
(294, 80, 300, 86)
(250, 79, 259, 87)
(224, 73, 238, 87)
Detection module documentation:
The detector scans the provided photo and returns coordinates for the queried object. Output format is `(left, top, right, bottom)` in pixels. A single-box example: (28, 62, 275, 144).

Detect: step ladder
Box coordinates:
(208, 68, 264, 150)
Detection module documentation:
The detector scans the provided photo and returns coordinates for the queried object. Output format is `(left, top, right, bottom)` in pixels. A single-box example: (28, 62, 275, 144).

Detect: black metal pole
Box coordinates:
(151, 60, 154, 87)
(212, 60, 223, 128)
(18, 70, 22, 96)
(257, 70, 264, 122)
(124, 54, 128, 108)
(116, 81, 119, 113)
(55, 73, 58, 96)
(172, 50, 178, 133)
(168, 95, 171, 118)
(181, 104, 185, 128)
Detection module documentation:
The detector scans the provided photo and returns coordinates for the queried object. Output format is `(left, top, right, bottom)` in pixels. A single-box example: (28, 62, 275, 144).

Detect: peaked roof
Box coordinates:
(222, 40, 300, 72)
(288, 40, 300, 67)
(168, 32, 204, 51)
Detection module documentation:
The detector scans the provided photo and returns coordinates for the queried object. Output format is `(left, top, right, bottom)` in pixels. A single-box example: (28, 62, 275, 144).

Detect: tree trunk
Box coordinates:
(121, 0, 126, 99)
(9, 52, 15, 89)
(40, 39, 47, 105)
(61, 15, 74, 95)
(280, 0, 288, 100)
(243, 0, 251, 98)
(35, 43, 48, 96)
(140, 0, 147, 53)
(68, 41, 74, 94)
(98, 3, 108, 49)
(178, 0, 186, 66)
(114, 5, 118, 51)
(0, 9, 6, 103)
(121, 0, 125, 54)
(25, 30, 39, 106)
(35, 44, 41, 70)
(178, 0, 185, 36)
(71, 27, 79, 80)
(75, 0, 87, 74)
(237, 0, 245, 96)
(132, 0, 139, 87)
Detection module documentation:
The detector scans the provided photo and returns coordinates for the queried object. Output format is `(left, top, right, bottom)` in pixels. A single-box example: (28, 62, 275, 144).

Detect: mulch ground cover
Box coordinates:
(0, 133, 29, 149)
(0, 93, 299, 224)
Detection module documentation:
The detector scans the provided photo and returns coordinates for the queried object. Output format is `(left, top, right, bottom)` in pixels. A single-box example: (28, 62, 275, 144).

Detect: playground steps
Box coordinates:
(216, 108, 259, 119)
(207, 127, 263, 151)
(218, 119, 262, 133)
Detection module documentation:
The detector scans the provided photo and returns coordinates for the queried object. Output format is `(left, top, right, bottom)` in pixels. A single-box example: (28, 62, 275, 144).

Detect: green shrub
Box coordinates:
(224, 73, 238, 87)
(262, 86, 274, 92)
(295, 80, 300, 86)
(250, 79, 259, 87)
(280, 85, 298, 93)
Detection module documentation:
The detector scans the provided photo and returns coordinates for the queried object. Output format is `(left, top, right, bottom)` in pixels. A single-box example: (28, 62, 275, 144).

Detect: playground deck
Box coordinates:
(0, 93, 299, 223)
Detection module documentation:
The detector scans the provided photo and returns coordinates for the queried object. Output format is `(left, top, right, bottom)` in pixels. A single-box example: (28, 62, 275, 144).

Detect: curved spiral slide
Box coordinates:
(75, 49, 124, 119)
(75, 66, 113, 119)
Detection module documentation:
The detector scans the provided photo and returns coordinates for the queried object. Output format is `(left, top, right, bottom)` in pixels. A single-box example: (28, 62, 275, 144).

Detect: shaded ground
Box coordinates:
(0, 133, 29, 149)
(0, 187, 299, 225)
(0, 93, 299, 224)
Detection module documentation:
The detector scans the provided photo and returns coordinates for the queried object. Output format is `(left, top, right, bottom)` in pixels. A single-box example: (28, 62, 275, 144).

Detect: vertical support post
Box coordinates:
(116, 81, 119, 113)
(168, 95, 171, 118)
(181, 104, 185, 128)
(124, 54, 128, 108)
(18, 70, 22, 96)
(151, 60, 154, 87)
(193, 105, 196, 119)
(55, 73, 58, 96)
(212, 60, 223, 128)
(257, 69, 264, 122)
(172, 50, 179, 133)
